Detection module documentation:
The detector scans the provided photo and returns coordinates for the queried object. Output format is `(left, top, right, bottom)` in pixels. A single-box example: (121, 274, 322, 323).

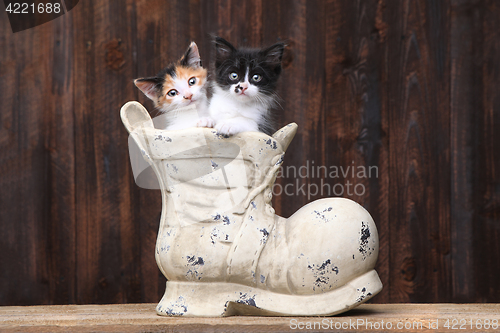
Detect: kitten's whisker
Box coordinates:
(256, 95, 268, 109)
(273, 97, 283, 110)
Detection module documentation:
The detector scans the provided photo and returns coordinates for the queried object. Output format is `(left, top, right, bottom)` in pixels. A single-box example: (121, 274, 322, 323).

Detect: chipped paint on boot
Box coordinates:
(121, 101, 382, 317)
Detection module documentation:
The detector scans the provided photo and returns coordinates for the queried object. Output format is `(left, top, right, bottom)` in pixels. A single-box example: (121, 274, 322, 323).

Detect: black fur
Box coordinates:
(214, 36, 285, 97)
(180, 45, 203, 67)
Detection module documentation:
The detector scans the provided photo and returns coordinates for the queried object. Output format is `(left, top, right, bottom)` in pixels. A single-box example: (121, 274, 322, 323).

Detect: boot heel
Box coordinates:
(157, 281, 248, 317)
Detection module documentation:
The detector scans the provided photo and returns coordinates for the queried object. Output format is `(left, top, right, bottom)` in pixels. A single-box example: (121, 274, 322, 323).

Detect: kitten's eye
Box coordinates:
(229, 72, 239, 80)
(188, 77, 196, 86)
(167, 89, 178, 97)
(252, 74, 262, 82)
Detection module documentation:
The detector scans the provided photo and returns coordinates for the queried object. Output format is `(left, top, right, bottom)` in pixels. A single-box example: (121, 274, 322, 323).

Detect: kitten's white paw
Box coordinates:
(196, 117, 215, 128)
(215, 120, 253, 136)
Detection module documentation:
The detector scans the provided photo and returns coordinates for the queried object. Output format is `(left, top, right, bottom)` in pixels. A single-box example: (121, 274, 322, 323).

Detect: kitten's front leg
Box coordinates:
(196, 117, 215, 128)
(215, 117, 259, 136)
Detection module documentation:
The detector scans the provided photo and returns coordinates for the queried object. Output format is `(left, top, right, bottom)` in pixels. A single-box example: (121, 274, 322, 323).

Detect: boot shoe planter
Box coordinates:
(121, 101, 382, 317)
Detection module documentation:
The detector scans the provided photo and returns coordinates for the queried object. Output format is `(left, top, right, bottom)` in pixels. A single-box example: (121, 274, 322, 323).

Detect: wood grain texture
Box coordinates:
(1, 303, 499, 333)
(0, 11, 49, 306)
(387, 0, 451, 302)
(476, 0, 500, 302)
(72, 1, 141, 304)
(43, 9, 77, 305)
(450, 0, 500, 302)
(263, 0, 328, 219)
(0, 0, 499, 306)
(0, 4, 76, 305)
(450, 0, 482, 303)
(324, 0, 390, 303)
(133, 0, 170, 305)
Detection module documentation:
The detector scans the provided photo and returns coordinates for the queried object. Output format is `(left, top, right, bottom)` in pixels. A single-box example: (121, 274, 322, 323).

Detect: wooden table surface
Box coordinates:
(1, 303, 499, 332)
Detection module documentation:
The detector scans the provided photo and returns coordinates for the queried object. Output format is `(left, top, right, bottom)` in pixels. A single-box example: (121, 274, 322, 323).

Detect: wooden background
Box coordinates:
(0, 0, 499, 306)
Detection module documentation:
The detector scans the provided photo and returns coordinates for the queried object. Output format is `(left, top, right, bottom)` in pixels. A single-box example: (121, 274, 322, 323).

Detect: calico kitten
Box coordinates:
(209, 37, 285, 135)
(134, 42, 212, 130)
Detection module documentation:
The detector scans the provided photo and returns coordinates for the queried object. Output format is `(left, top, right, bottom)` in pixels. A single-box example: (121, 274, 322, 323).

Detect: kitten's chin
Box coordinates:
(233, 92, 270, 106)
(180, 99, 197, 107)
(233, 92, 256, 101)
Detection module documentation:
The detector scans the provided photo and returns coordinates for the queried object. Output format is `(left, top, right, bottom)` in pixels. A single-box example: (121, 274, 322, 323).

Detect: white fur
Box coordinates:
(208, 78, 274, 136)
(159, 76, 210, 131)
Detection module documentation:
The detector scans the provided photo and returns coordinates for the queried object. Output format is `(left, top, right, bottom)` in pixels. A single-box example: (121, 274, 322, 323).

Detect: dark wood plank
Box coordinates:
(0, 7, 76, 305)
(261, 0, 327, 219)
(450, 0, 482, 303)
(0, 5, 46, 305)
(451, 0, 500, 302)
(387, 0, 451, 302)
(475, 0, 500, 302)
(324, 0, 390, 303)
(200, 0, 263, 46)
(134, 0, 171, 114)
(133, 0, 171, 304)
(42, 7, 77, 305)
(72, 0, 142, 304)
(199, 0, 263, 70)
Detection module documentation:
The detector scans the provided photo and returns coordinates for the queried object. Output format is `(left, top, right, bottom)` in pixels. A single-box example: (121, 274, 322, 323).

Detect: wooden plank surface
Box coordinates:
(324, 0, 390, 303)
(450, 0, 478, 303)
(72, 0, 143, 304)
(43, 8, 77, 305)
(387, 0, 452, 303)
(133, 0, 170, 306)
(450, 0, 500, 303)
(0, 5, 76, 305)
(474, 0, 500, 302)
(0, 0, 499, 307)
(1, 304, 500, 332)
(450, 0, 483, 303)
(265, 0, 328, 219)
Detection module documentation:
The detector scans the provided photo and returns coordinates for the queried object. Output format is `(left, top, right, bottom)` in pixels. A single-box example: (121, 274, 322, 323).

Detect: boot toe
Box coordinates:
(258, 198, 379, 295)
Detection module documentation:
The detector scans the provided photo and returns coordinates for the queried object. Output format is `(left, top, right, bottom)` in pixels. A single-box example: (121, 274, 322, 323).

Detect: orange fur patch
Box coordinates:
(158, 65, 207, 105)
(175, 65, 207, 85)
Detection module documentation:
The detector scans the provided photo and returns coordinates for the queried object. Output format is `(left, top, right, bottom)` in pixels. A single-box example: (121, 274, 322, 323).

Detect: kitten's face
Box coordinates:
(214, 37, 285, 103)
(134, 42, 207, 112)
(158, 65, 207, 111)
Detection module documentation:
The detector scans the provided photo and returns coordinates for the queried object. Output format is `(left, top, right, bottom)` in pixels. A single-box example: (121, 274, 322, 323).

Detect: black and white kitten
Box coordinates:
(208, 37, 285, 135)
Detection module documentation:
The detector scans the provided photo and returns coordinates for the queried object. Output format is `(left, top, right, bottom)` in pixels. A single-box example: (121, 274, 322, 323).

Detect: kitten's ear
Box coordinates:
(214, 36, 236, 62)
(180, 42, 202, 68)
(261, 42, 285, 69)
(134, 77, 163, 101)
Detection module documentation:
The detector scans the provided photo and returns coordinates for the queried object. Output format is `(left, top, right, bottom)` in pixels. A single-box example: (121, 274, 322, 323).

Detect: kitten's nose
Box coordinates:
(183, 91, 193, 100)
(236, 83, 248, 94)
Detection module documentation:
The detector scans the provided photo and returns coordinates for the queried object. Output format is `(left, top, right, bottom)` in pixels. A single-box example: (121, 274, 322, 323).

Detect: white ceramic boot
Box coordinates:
(121, 101, 382, 317)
